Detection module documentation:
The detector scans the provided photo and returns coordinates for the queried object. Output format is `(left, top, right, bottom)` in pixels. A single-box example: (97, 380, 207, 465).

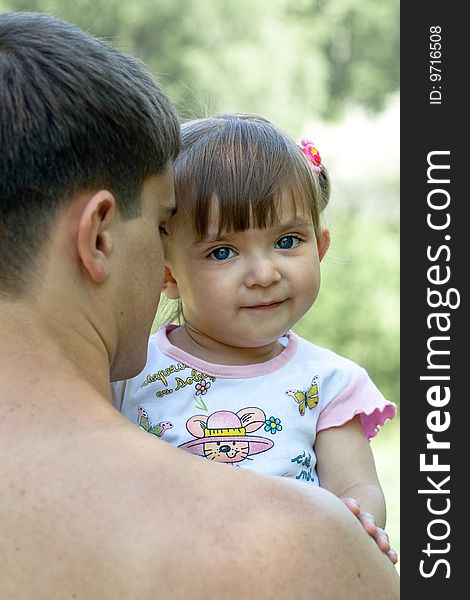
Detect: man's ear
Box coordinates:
(162, 264, 180, 299)
(77, 190, 116, 283)
(317, 228, 330, 262)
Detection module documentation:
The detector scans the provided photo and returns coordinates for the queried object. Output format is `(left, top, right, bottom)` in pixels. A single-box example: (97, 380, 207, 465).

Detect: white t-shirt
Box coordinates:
(113, 324, 396, 485)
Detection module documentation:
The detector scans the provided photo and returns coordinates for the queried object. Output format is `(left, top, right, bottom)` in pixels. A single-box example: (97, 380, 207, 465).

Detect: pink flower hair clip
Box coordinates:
(299, 138, 324, 173)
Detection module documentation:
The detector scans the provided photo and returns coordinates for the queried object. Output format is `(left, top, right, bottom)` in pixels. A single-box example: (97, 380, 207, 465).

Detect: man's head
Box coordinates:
(0, 11, 180, 297)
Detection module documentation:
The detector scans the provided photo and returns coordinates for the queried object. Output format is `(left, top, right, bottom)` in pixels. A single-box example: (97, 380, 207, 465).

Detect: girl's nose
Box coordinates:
(245, 257, 281, 288)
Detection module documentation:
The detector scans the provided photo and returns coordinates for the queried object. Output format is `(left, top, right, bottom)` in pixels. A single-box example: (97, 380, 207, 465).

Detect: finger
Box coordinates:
(386, 549, 398, 565)
(358, 512, 378, 536)
(375, 526, 389, 541)
(375, 531, 391, 553)
(341, 497, 361, 516)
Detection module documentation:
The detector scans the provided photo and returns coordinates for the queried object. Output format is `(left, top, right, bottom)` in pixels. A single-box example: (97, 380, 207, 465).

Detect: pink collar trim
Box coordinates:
(155, 324, 298, 378)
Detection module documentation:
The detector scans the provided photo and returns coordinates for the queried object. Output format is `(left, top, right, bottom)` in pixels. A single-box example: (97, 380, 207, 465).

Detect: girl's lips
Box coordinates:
(244, 300, 284, 310)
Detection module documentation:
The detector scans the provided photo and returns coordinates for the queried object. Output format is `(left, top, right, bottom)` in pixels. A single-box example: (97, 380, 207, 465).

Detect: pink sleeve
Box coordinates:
(316, 368, 397, 440)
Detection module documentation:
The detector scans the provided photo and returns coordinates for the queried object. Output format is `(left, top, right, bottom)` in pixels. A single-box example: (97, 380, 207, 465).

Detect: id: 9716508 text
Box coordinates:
(429, 26, 442, 105)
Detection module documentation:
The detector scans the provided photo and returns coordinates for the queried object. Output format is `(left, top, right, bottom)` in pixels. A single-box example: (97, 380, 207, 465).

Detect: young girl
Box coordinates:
(112, 113, 397, 562)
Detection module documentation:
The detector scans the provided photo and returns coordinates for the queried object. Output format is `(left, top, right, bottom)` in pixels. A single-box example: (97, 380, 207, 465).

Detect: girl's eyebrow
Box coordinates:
(270, 219, 313, 232)
(193, 232, 232, 245)
(193, 220, 313, 246)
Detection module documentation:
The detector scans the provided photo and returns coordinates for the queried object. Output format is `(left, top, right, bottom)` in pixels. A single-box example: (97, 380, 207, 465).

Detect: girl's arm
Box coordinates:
(315, 415, 386, 527)
(315, 415, 397, 564)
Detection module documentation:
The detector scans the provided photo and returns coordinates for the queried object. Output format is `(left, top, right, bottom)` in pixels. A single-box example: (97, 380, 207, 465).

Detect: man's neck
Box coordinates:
(0, 301, 112, 411)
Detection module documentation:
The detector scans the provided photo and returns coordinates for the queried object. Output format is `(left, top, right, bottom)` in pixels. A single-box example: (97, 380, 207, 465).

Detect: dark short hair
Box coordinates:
(173, 113, 330, 239)
(0, 12, 180, 296)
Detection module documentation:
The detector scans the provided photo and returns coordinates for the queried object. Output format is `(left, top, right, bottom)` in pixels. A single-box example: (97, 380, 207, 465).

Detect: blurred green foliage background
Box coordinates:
(1, 0, 400, 558)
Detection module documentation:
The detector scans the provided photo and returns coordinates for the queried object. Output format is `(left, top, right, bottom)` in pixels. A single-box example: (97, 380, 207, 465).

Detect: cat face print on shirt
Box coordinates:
(179, 407, 274, 464)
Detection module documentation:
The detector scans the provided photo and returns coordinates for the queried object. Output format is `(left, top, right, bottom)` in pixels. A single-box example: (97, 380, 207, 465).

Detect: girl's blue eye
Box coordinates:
(209, 247, 236, 261)
(275, 235, 301, 250)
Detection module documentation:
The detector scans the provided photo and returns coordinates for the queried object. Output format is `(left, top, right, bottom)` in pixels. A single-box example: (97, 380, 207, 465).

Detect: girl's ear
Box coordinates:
(317, 228, 330, 262)
(77, 190, 116, 283)
(162, 264, 180, 299)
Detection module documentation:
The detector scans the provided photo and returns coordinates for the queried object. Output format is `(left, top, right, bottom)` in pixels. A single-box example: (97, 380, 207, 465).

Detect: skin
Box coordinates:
(163, 197, 330, 364)
(0, 172, 399, 598)
(163, 194, 397, 564)
(317, 417, 398, 563)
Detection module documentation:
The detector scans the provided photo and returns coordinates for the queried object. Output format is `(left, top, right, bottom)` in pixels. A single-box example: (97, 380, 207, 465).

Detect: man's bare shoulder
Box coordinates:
(123, 436, 399, 600)
(1, 410, 398, 600)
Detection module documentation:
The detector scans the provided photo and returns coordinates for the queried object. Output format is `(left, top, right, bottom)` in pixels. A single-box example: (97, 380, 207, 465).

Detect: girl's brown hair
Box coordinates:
(173, 113, 330, 239)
